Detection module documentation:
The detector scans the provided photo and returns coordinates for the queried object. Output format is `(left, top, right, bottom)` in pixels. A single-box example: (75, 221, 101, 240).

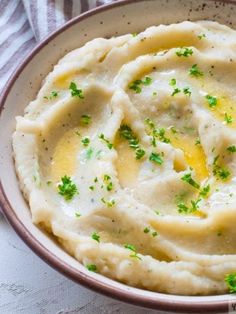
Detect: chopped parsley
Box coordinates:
(181, 173, 200, 189)
(178, 199, 201, 214)
(224, 112, 233, 124)
(152, 91, 158, 96)
(183, 87, 191, 96)
(227, 145, 236, 153)
(99, 133, 113, 149)
(176, 47, 193, 57)
(213, 156, 231, 180)
(69, 82, 84, 98)
(195, 137, 201, 145)
(103, 174, 113, 191)
(85, 147, 94, 160)
(189, 64, 203, 77)
(124, 244, 141, 260)
(205, 95, 217, 107)
(80, 114, 91, 125)
(119, 124, 145, 160)
(44, 91, 59, 100)
(149, 152, 163, 165)
(91, 232, 100, 243)
(169, 78, 176, 86)
(75, 211, 81, 218)
(145, 118, 170, 145)
(199, 184, 210, 198)
(101, 197, 115, 207)
(152, 231, 158, 237)
(86, 264, 97, 272)
(81, 136, 90, 147)
(225, 273, 236, 293)
(128, 77, 152, 93)
(198, 33, 206, 40)
(171, 88, 181, 96)
(58, 175, 78, 201)
(143, 227, 150, 233)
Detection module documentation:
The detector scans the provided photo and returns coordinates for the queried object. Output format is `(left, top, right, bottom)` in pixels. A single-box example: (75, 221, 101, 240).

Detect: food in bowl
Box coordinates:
(13, 21, 236, 295)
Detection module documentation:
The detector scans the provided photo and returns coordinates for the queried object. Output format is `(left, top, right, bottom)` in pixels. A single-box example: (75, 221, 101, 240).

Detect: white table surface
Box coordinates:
(0, 212, 160, 314)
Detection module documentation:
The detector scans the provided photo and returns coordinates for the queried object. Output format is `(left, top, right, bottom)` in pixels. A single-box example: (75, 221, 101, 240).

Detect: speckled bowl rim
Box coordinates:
(0, 0, 236, 312)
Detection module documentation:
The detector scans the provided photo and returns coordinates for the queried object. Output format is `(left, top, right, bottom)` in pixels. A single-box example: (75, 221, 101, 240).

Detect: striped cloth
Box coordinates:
(0, 0, 114, 93)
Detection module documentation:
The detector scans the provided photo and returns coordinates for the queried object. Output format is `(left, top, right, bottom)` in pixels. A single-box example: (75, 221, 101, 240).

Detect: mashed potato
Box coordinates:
(13, 21, 236, 295)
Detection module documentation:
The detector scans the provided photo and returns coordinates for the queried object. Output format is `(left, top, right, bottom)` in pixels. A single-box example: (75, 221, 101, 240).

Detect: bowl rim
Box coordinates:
(0, 0, 235, 312)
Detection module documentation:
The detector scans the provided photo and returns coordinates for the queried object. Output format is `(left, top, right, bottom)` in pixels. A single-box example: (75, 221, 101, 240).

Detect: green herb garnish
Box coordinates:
(143, 227, 150, 233)
(86, 264, 97, 272)
(225, 273, 236, 293)
(129, 77, 152, 93)
(101, 197, 115, 207)
(58, 175, 78, 201)
(149, 152, 163, 165)
(171, 88, 181, 96)
(75, 211, 81, 218)
(169, 78, 176, 86)
(205, 95, 217, 107)
(198, 33, 206, 39)
(44, 91, 59, 100)
(91, 232, 100, 243)
(213, 156, 231, 180)
(69, 82, 84, 98)
(176, 47, 193, 57)
(199, 184, 210, 198)
(183, 87, 191, 96)
(124, 244, 141, 260)
(181, 173, 200, 189)
(178, 199, 201, 214)
(119, 124, 145, 160)
(81, 136, 90, 147)
(189, 64, 203, 77)
(99, 134, 113, 149)
(80, 114, 91, 125)
(224, 112, 233, 124)
(227, 145, 236, 153)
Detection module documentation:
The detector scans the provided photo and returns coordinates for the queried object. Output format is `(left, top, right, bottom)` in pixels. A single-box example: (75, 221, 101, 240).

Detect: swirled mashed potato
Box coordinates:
(13, 21, 236, 295)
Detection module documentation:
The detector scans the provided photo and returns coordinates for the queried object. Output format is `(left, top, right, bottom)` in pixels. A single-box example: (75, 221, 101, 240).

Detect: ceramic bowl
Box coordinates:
(1, 0, 236, 312)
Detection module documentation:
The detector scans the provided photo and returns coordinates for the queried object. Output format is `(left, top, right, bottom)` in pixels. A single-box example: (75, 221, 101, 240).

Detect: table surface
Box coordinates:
(0, 212, 160, 314)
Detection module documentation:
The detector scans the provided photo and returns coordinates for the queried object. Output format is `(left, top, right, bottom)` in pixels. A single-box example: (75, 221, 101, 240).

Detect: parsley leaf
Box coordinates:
(149, 152, 163, 165)
(213, 156, 231, 180)
(99, 134, 113, 149)
(171, 88, 181, 96)
(124, 244, 141, 260)
(75, 211, 81, 218)
(199, 184, 210, 198)
(86, 264, 97, 272)
(101, 197, 115, 207)
(227, 145, 236, 153)
(205, 95, 217, 107)
(189, 64, 203, 77)
(169, 78, 176, 86)
(225, 273, 236, 293)
(119, 125, 145, 160)
(91, 232, 100, 243)
(224, 112, 233, 124)
(183, 87, 191, 96)
(58, 175, 78, 201)
(69, 82, 84, 98)
(181, 173, 200, 189)
(178, 199, 201, 214)
(44, 91, 59, 100)
(80, 114, 91, 125)
(129, 77, 152, 93)
(176, 47, 193, 57)
(198, 33, 206, 40)
(81, 136, 90, 147)
(143, 227, 150, 233)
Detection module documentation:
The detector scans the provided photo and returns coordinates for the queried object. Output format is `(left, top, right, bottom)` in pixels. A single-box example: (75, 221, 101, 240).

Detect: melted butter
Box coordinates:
(205, 94, 236, 128)
(167, 131, 209, 181)
(50, 128, 80, 182)
(115, 138, 140, 188)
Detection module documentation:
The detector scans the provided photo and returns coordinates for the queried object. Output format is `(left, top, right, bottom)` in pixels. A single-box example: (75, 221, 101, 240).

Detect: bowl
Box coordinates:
(1, 0, 236, 312)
